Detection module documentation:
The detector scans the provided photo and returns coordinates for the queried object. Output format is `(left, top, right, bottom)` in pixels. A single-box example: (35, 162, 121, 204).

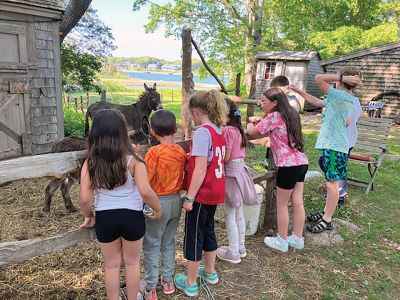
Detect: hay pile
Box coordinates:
(0, 178, 327, 299)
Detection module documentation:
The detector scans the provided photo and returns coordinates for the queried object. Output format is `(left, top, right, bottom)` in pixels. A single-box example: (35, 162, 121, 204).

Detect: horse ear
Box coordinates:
(144, 83, 149, 91)
(153, 83, 156, 90)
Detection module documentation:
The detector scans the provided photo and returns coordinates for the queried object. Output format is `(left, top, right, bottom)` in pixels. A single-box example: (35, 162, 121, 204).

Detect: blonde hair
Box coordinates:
(189, 90, 228, 127)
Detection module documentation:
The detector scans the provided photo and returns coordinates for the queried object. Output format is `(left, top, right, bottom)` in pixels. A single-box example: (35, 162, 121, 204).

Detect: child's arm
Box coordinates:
(184, 156, 207, 211)
(289, 85, 325, 108)
(246, 121, 265, 139)
(79, 160, 95, 228)
(315, 74, 360, 94)
(131, 160, 162, 220)
(224, 148, 232, 162)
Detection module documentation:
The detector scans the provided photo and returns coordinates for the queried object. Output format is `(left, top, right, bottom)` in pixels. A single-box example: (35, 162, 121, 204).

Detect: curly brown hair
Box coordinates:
(189, 90, 228, 127)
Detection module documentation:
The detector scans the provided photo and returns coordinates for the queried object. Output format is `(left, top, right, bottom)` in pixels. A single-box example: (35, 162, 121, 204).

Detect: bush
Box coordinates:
(63, 106, 86, 137)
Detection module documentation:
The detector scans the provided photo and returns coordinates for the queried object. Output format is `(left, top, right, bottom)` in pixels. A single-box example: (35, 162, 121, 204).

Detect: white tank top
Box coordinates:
(94, 155, 143, 211)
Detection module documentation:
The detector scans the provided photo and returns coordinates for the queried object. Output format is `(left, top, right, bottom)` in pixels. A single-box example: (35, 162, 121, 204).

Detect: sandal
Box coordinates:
(306, 218, 333, 233)
(306, 211, 324, 223)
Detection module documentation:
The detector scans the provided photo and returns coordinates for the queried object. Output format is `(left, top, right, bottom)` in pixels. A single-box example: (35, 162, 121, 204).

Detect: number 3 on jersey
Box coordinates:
(215, 146, 226, 179)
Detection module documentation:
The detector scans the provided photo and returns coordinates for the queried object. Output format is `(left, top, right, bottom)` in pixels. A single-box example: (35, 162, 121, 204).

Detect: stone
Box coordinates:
(305, 170, 323, 180)
(304, 218, 359, 247)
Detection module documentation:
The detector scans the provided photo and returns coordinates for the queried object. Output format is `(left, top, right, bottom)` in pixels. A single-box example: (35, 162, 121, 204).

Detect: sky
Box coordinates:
(92, 0, 182, 60)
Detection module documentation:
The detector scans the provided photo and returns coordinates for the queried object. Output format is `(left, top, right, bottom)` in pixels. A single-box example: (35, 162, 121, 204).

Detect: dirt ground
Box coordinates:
(0, 176, 333, 300)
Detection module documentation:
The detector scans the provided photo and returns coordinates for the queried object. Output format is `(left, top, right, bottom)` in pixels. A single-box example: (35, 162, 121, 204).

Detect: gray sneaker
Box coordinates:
(239, 245, 247, 258)
(216, 246, 241, 264)
(288, 234, 304, 250)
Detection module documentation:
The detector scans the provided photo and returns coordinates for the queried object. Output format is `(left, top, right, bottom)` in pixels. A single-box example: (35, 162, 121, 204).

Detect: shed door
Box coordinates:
(284, 61, 306, 91)
(0, 22, 31, 160)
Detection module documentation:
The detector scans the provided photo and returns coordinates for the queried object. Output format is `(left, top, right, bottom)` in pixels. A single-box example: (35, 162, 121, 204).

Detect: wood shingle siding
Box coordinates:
(321, 42, 400, 120)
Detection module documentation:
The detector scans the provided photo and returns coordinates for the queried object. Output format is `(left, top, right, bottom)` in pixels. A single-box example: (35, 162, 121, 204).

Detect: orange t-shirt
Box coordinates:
(144, 144, 187, 196)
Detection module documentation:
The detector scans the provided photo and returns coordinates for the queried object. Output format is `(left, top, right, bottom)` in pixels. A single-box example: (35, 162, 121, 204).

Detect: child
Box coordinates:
(247, 88, 309, 252)
(174, 90, 228, 297)
(339, 82, 362, 204)
(270, 75, 301, 112)
(216, 99, 258, 263)
(289, 67, 361, 233)
(142, 109, 187, 300)
(79, 109, 161, 300)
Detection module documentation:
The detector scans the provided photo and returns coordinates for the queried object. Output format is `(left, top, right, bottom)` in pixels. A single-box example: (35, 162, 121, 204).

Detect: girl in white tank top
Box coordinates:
(79, 109, 161, 300)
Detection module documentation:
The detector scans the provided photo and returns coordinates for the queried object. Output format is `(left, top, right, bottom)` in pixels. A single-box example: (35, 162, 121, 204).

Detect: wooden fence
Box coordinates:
(0, 142, 275, 267)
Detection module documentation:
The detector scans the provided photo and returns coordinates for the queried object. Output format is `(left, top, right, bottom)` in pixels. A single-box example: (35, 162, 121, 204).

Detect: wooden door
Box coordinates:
(284, 61, 307, 91)
(0, 22, 31, 160)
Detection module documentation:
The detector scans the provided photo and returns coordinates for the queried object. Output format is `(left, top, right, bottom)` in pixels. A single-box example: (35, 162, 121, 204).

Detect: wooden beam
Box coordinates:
(0, 150, 87, 185)
(0, 228, 95, 267)
(0, 120, 21, 144)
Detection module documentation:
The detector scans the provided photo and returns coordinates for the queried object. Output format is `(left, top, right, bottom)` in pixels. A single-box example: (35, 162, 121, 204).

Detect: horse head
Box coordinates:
(144, 83, 163, 111)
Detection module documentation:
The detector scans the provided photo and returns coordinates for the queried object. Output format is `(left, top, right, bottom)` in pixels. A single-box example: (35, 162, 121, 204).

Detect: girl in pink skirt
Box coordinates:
(216, 99, 259, 264)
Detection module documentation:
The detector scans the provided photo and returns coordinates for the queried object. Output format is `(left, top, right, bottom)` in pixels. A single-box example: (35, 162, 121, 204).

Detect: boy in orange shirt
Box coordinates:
(142, 110, 187, 300)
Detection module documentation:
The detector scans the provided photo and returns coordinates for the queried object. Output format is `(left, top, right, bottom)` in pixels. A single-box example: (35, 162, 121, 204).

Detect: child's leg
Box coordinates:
(143, 211, 167, 289)
(222, 204, 239, 254)
(203, 205, 218, 274)
(291, 182, 305, 238)
(276, 187, 293, 240)
(99, 239, 123, 300)
(187, 260, 202, 285)
(122, 238, 143, 300)
(160, 195, 183, 283)
(323, 181, 339, 222)
(235, 204, 246, 250)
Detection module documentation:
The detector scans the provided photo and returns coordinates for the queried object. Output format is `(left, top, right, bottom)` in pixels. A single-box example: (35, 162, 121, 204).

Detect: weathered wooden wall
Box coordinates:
(0, 0, 63, 158)
(321, 43, 400, 119)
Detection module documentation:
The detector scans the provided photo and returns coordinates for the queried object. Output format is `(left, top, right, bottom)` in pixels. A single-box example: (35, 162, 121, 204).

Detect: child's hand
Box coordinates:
(288, 85, 302, 94)
(80, 216, 95, 228)
(344, 75, 360, 86)
(183, 200, 193, 211)
(148, 209, 162, 220)
(248, 116, 262, 124)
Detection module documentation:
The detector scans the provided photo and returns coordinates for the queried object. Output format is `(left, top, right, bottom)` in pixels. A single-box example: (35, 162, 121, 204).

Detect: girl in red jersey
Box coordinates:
(174, 90, 228, 297)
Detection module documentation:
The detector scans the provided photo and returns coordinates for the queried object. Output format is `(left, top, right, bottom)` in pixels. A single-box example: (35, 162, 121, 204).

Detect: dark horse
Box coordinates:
(84, 83, 162, 136)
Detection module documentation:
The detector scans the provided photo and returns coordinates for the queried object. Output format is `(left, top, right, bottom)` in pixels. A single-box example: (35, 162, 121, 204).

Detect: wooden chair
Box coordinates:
(348, 116, 393, 195)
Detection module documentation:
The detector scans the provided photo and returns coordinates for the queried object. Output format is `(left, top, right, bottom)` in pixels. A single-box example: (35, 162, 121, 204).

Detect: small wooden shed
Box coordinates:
(0, 0, 63, 160)
(255, 51, 324, 110)
(320, 42, 400, 120)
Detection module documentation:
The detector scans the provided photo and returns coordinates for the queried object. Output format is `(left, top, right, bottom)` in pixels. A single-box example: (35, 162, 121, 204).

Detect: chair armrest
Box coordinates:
(378, 146, 388, 153)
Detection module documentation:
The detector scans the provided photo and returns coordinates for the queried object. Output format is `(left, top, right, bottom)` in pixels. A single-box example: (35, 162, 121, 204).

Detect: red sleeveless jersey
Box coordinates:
(186, 124, 226, 205)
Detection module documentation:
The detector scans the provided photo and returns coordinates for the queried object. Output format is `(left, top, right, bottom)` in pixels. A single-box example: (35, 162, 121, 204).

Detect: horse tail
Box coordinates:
(84, 107, 91, 137)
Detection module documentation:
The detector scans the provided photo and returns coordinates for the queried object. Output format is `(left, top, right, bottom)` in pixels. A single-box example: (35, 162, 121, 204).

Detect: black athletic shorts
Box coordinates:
(183, 202, 217, 262)
(276, 165, 309, 190)
(95, 209, 145, 243)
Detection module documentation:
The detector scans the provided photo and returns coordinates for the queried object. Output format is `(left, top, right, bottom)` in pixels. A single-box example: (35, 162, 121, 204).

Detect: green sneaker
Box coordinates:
(198, 267, 219, 284)
(174, 273, 198, 297)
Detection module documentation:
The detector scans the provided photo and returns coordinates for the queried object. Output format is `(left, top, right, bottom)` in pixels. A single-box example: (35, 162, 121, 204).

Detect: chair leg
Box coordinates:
(366, 165, 378, 195)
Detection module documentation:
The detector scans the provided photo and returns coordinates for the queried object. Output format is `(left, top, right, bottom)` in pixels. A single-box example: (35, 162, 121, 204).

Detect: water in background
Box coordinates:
(124, 71, 228, 89)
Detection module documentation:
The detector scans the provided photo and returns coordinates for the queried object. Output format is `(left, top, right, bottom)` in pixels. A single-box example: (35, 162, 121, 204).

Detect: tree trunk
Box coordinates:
(60, 0, 93, 43)
(181, 29, 195, 140)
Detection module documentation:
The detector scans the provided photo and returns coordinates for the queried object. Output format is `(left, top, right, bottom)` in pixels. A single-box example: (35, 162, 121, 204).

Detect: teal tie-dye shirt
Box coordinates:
(315, 86, 356, 154)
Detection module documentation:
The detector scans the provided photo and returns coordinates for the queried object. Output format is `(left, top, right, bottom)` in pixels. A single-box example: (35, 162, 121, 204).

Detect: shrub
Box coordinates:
(63, 106, 86, 137)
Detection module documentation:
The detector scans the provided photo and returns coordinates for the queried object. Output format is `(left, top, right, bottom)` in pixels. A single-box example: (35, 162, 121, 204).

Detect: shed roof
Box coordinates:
(255, 51, 321, 61)
(320, 42, 400, 66)
(4, 0, 62, 11)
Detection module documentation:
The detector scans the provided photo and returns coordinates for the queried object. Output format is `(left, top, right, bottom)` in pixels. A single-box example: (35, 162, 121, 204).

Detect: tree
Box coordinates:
(60, 1, 116, 91)
(60, 0, 93, 43)
(132, 0, 267, 98)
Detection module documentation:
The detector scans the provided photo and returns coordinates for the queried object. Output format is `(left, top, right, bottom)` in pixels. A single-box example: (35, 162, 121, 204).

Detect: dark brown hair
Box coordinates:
(270, 75, 290, 87)
(150, 109, 177, 137)
(225, 98, 246, 148)
(87, 109, 143, 190)
(263, 88, 304, 152)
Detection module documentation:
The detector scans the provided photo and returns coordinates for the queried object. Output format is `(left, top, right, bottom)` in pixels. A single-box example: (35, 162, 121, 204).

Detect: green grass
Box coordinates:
(250, 129, 400, 299)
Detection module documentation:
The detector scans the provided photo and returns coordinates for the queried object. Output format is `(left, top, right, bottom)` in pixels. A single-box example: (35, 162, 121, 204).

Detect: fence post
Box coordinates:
(86, 92, 90, 109)
(67, 95, 70, 106)
(101, 90, 106, 101)
(80, 96, 84, 113)
(74, 97, 78, 112)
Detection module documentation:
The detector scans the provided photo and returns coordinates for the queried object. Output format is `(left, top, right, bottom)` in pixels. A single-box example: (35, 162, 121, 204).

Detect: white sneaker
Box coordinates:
(264, 235, 288, 252)
(288, 234, 304, 250)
